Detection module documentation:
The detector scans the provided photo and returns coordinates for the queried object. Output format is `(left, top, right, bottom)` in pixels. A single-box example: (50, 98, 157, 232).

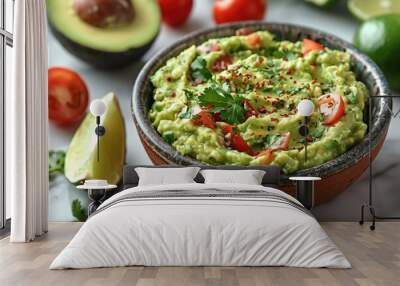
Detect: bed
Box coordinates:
(50, 165, 350, 269)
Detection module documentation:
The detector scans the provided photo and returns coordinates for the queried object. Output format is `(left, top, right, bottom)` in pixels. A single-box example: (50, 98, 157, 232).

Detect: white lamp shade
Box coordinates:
(90, 99, 107, 117)
(297, 99, 315, 117)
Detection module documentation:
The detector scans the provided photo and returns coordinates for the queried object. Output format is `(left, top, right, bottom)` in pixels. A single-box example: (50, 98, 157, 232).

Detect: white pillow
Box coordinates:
(200, 169, 266, 185)
(135, 167, 200, 186)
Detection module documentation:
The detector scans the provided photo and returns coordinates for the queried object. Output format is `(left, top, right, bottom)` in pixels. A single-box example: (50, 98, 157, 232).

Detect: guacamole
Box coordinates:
(149, 30, 368, 173)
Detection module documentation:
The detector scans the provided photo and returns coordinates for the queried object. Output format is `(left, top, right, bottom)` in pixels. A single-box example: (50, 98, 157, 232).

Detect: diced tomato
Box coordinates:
(236, 27, 254, 36)
(244, 99, 258, 118)
(231, 132, 254, 155)
(198, 42, 221, 54)
(191, 106, 216, 129)
(220, 123, 254, 155)
(213, 112, 222, 122)
(256, 148, 274, 165)
(220, 122, 234, 134)
(317, 93, 345, 125)
(271, 132, 291, 151)
(246, 33, 261, 48)
(301, 39, 324, 56)
(212, 54, 233, 72)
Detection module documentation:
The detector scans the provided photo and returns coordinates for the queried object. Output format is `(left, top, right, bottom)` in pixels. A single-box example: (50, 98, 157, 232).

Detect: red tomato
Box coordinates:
(231, 133, 254, 155)
(220, 123, 254, 155)
(213, 0, 267, 24)
(246, 33, 261, 48)
(256, 148, 274, 164)
(157, 0, 193, 27)
(270, 132, 291, 151)
(235, 27, 254, 36)
(212, 54, 233, 72)
(220, 122, 234, 134)
(318, 93, 345, 125)
(302, 39, 324, 55)
(191, 106, 216, 129)
(198, 42, 221, 54)
(48, 67, 89, 126)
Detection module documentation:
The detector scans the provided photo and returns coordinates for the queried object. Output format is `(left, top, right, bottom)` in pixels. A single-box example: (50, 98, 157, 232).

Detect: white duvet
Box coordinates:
(50, 183, 350, 269)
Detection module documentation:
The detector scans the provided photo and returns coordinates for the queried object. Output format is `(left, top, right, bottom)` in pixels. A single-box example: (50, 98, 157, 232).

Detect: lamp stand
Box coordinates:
(299, 116, 309, 162)
(94, 116, 106, 162)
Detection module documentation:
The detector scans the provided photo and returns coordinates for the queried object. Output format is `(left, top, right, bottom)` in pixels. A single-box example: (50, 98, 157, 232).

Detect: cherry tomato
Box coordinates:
(256, 148, 274, 165)
(302, 39, 324, 56)
(48, 67, 89, 126)
(213, 0, 267, 24)
(157, 0, 193, 27)
(318, 93, 345, 125)
(191, 106, 216, 129)
(246, 33, 261, 48)
(212, 55, 233, 72)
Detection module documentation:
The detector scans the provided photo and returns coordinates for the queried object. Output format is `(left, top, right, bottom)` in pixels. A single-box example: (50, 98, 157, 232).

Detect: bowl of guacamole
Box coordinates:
(133, 22, 391, 202)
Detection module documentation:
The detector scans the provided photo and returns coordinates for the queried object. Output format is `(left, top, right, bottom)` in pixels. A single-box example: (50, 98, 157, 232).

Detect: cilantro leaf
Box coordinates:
(49, 150, 65, 181)
(162, 131, 175, 144)
(263, 134, 281, 147)
(197, 85, 246, 125)
(71, 199, 87, 222)
(346, 91, 358, 104)
(179, 106, 192, 119)
(183, 89, 196, 101)
(311, 122, 325, 139)
(191, 57, 212, 82)
(220, 98, 246, 125)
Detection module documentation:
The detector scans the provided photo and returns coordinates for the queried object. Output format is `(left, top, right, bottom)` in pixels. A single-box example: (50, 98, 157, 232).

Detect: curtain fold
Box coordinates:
(8, 0, 48, 242)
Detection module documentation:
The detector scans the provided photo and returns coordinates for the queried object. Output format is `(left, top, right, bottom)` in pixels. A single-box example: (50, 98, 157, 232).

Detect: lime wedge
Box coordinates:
(65, 92, 126, 185)
(348, 0, 400, 21)
(305, 0, 337, 8)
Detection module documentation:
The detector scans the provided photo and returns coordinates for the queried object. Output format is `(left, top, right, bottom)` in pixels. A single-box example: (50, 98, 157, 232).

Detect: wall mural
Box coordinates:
(47, 0, 400, 222)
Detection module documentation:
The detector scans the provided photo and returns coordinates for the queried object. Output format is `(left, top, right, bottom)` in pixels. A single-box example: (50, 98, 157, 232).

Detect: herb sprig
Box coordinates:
(197, 84, 245, 125)
(191, 57, 212, 82)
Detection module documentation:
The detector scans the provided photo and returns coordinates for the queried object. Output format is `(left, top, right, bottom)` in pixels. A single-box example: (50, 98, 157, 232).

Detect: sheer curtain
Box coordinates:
(7, 0, 48, 242)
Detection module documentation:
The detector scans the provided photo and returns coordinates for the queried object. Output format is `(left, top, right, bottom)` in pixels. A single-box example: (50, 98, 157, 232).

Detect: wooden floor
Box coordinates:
(0, 222, 399, 286)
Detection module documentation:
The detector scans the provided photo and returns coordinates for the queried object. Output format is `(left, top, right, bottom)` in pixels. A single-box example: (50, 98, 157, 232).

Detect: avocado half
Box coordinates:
(47, 0, 161, 69)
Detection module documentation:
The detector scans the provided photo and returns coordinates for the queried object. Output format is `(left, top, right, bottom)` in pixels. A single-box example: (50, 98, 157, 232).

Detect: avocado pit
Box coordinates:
(73, 0, 134, 28)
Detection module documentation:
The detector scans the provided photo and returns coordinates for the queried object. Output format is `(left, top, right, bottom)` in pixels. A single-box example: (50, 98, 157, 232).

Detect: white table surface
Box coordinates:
(289, 177, 322, 181)
(48, 0, 400, 221)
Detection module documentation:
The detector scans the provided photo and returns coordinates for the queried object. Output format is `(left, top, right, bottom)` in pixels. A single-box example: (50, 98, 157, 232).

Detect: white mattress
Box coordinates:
(50, 183, 350, 269)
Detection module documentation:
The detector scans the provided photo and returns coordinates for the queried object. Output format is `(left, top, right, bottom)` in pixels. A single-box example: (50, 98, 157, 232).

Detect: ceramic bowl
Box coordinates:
(132, 22, 392, 204)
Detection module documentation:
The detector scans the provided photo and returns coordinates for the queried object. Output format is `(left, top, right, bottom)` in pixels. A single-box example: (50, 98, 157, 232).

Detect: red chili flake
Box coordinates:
(282, 114, 289, 117)
(171, 92, 176, 97)
(271, 118, 279, 122)
(287, 67, 294, 75)
(258, 106, 266, 113)
(311, 79, 317, 84)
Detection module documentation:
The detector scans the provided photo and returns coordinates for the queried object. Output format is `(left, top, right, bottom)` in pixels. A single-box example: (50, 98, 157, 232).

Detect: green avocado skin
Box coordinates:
(48, 22, 159, 69)
(354, 14, 400, 90)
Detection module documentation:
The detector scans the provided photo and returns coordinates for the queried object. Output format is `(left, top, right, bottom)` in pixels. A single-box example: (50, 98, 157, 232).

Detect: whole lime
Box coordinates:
(354, 14, 400, 90)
